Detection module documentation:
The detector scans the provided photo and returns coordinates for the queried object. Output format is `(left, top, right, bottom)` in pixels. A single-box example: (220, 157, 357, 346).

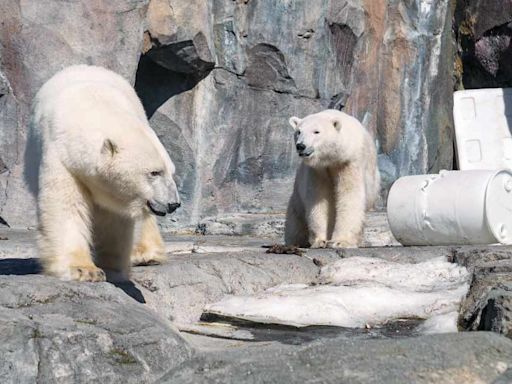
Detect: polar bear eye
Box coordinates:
(150, 170, 163, 177)
(314, 130, 320, 134)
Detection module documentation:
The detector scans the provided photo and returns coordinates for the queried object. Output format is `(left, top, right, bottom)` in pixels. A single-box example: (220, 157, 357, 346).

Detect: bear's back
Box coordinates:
(321, 110, 380, 208)
(34, 65, 147, 124)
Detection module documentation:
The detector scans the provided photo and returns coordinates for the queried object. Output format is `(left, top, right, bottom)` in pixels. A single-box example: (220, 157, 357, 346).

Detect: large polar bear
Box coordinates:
(285, 109, 380, 248)
(33, 65, 180, 282)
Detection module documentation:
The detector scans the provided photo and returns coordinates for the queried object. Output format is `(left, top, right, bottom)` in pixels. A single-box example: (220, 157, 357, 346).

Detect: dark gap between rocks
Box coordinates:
(135, 37, 214, 118)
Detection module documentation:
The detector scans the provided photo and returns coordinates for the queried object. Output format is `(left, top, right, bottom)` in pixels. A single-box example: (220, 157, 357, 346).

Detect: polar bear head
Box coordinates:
(289, 109, 362, 168)
(94, 127, 180, 219)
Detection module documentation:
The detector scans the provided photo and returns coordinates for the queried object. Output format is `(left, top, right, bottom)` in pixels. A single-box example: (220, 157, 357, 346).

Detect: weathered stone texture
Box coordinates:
(0, 0, 456, 228)
(454, 247, 512, 337)
(140, 0, 455, 227)
(454, 0, 512, 89)
(0, 275, 193, 384)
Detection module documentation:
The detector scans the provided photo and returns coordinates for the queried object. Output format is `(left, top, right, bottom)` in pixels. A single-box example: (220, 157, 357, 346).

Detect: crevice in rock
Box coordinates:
(328, 22, 357, 88)
(146, 32, 215, 76)
(213, 67, 321, 101)
(134, 55, 207, 118)
(212, 66, 244, 79)
(0, 157, 8, 175)
(328, 92, 348, 110)
(0, 170, 11, 217)
(455, 10, 512, 88)
(244, 43, 296, 94)
(135, 32, 215, 118)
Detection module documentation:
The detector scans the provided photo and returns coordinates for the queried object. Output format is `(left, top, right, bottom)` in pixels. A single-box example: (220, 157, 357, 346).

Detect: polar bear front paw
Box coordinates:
(131, 243, 166, 266)
(327, 238, 358, 249)
(68, 265, 106, 282)
(309, 239, 328, 248)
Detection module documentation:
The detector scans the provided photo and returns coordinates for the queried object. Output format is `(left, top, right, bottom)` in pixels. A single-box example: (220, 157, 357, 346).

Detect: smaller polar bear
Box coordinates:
(285, 109, 380, 248)
(33, 65, 180, 282)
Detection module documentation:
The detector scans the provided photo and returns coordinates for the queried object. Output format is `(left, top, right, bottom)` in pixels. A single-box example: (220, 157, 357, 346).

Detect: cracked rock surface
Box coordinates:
(0, 275, 193, 384)
(3, 223, 512, 383)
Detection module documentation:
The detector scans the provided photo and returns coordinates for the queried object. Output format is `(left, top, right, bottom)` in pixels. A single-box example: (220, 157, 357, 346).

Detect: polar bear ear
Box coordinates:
(101, 138, 119, 157)
(289, 116, 302, 130)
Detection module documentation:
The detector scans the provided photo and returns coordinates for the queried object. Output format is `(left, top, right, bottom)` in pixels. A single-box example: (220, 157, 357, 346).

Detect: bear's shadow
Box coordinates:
(24, 118, 42, 198)
(0, 258, 146, 303)
(0, 258, 41, 275)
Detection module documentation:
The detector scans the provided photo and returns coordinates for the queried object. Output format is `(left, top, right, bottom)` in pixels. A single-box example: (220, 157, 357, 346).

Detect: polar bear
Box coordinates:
(284, 109, 380, 248)
(33, 65, 180, 282)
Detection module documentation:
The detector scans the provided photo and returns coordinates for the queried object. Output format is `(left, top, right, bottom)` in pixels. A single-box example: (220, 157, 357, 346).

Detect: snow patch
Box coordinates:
(203, 257, 470, 332)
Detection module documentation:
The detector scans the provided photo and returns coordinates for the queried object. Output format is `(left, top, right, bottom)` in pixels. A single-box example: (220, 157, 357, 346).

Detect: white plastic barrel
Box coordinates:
(387, 170, 512, 246)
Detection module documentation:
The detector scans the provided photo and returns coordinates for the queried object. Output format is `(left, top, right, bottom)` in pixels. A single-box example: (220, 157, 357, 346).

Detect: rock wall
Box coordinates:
(0, 0, 456, 228)
(141, 0, 455, 228)
(454, 0, 512, 89)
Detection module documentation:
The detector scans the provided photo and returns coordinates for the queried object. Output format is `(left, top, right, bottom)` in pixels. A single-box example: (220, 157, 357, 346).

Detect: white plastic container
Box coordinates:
(387, 170, 512, 246)
(453, 88, 512, 170)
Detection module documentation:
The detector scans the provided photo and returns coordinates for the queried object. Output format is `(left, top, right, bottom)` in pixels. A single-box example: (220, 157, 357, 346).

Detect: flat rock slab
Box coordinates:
(0, 275, 193, 384)
(166, 332, 512, 384)
(132, 251, 322, 324)
(2, 232, 512, 383)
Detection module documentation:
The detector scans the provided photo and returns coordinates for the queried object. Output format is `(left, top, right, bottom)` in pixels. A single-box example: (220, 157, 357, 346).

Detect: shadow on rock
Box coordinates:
(110, 280, 146, 304)
(135, 55, 211, 118)
(23, 119, 42, 198)
(0, 258, 41, 275)
(0, 260, 146, 303)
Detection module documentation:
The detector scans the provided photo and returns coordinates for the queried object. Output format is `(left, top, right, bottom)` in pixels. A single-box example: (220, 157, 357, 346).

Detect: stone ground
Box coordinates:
(2, 213, 512, 383)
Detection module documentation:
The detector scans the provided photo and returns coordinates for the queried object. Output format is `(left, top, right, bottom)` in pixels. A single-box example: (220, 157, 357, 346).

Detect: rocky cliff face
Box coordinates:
(454, 0, 512, 89)
(0, 0, 456, 228)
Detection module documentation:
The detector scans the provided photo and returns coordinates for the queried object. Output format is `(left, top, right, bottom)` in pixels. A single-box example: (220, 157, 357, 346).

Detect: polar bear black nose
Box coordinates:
(296, 143, 306, 152)
(167, 202, 181, 214)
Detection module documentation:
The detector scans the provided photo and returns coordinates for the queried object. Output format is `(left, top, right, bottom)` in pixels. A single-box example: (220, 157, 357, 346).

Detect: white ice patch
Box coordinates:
(416, 311, 459, 334)
(203, 257, 470, 331)
(319, 257, 469, 291)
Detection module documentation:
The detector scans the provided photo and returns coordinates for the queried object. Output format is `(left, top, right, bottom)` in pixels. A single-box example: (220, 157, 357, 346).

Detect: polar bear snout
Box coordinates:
(167, 202, 181, 214)
(296, 143, 314, 157)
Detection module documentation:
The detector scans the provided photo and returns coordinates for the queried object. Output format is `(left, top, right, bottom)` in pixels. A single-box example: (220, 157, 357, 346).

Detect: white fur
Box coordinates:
(33, 65, 179, 281)
(285, 109, 380, 248)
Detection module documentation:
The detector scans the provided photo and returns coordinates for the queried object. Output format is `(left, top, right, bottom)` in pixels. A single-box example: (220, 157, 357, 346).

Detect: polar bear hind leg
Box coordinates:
(130, 213, 166, 266)
(284, 196, 309, 247)
(92, 205, 134, 281)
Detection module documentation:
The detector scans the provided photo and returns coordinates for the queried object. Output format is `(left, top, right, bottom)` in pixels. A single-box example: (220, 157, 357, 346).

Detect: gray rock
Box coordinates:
(454, 0, 512, 88)
(494, 367, 512, 384)
(173, 211, 399, 248)
(0, 275, 193, 384)
(165, 332, 512, 384)
(2, 230, 512, 383)
(453, 246, 512, 336)
(131, 251, 322, 324)
(137, 0, 455, 229)
(477, 285, 512, 337)
(452, 246, 512, 271)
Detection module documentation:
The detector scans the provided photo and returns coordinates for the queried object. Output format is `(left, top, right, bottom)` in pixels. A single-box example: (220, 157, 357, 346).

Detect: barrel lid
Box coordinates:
(485, 170, 512, 244)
